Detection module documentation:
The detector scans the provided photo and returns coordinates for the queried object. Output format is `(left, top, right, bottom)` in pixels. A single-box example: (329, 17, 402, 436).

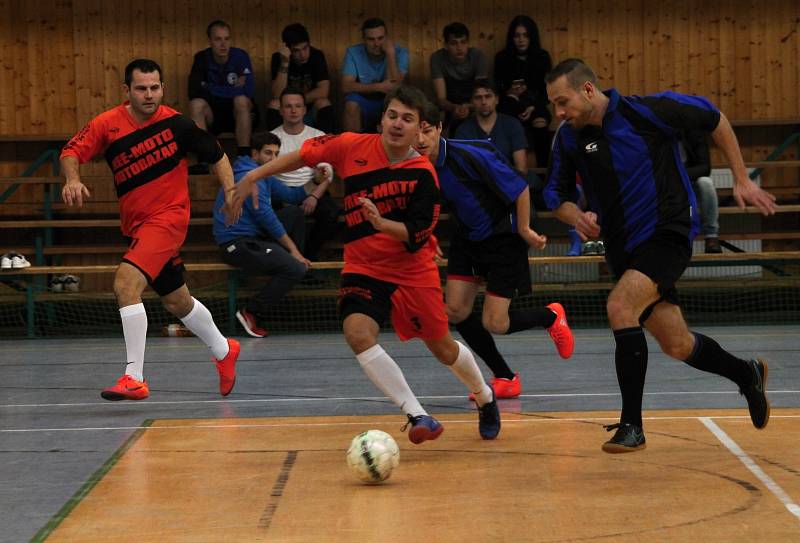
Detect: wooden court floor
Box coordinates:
(38, 409, 800, 542)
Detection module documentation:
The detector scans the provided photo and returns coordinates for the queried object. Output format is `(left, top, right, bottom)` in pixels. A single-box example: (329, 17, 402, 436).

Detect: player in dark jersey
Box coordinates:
(232, 85, 501, 443)
(545, 59, 777, 453)
(415, 103, 574, 402)
(60, 59, 242, 401)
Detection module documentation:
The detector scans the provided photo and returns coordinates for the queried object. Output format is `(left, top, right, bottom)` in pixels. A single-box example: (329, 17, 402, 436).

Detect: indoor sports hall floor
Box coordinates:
(3, 325, 799, 542)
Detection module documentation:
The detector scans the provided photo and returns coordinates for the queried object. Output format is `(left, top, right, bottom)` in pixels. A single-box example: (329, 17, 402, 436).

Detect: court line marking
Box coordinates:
(4, 414, 800, 434)
(3, 389, 800, 409)
(700, 417, 800, 520)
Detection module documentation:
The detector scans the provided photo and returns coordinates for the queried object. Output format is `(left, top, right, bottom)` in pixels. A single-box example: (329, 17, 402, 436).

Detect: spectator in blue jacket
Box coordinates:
(189, 20, 257, 159)
(213, 132, 331, 337)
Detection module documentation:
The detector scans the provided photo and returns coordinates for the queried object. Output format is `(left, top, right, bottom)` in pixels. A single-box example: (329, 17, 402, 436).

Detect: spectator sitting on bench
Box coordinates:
(680, 128, 722, 253)
(213, 132, 331, 337)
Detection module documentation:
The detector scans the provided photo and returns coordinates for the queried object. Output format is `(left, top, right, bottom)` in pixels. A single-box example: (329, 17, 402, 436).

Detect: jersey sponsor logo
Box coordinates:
(242, 67, 251, 75)
(342, 180, 418, 227)
(309, 134, 340, 148)
(110, 128, 179, 184)
(340, 285, 372, 301)
(585, 141, 599, 153)
(226, 72, 238, 85)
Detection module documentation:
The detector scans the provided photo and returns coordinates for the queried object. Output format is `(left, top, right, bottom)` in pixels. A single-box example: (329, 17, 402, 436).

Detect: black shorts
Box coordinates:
(605, 230, 692, 307)
(207, 96, 258, 135)
(447, 233, 532, 299)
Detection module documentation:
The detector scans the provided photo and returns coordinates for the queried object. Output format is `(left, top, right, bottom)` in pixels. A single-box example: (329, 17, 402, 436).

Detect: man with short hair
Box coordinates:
(271, 88, 340, 261)
(341, 18, 409, 133)
(61, 59, 242, 401)
(544, 58, 776, 452)
(188, 20, 256, 158)
(214, 132, 330, 337)
(430, 22, 488, 134)
(417, 102, 573, 401)
(454, 80, 528, 173)
(233, 86, 501, 444)
(267, 23, 334, 133)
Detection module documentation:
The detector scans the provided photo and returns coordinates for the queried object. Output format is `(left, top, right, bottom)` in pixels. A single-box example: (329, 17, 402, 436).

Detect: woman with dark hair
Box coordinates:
(494, 15, 553, 167)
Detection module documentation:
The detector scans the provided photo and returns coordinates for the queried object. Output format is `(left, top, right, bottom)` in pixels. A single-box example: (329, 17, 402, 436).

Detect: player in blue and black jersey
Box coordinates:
(544, 58, 777, 453)
(416, 103, 574, 402)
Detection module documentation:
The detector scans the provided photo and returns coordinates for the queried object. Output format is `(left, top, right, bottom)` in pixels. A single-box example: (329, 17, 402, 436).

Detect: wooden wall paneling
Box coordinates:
(0, 1, 13, 135)
(54, 0, 76, 133)
(641, 2, 659, 95)
(672, 0, 689, 93)
(27, 1, 48, 133)
(595, 1, 615, 91)
(776, 0, 798, 119)
(717, 0, 736, 114)
(12, 0, 31, 135)
(750, 1, 768, 118)
(547, 0, 569, 66)
(732, 0, 752, 120)
(654, 0, 674, 94)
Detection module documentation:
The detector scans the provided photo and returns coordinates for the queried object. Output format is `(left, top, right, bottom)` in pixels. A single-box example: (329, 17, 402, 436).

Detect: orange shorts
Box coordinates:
(123, 221, 187, 296)
(339, 273, 449, 341)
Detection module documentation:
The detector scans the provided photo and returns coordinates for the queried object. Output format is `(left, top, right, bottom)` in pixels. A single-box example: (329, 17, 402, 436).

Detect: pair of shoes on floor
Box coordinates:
(100, 338, 242, 400)
(236, 309, 268, 338)
(1, 252, 30, 269)
(582, 241, 605, 255)
(601, 359, 770, 453)
(705, 237, 723, 253)
(50, 274, 80, 292)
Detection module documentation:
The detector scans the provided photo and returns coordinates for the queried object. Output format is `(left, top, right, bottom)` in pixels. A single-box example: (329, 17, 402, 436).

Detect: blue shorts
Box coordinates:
(344, 93, 384, 132)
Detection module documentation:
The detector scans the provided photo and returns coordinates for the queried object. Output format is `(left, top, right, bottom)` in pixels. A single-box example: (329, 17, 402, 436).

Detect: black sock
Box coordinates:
(507, 307, 556, 334)
(684, 332, 752, 389)
(315, 105, 335, 133)
(613, 327, 648, 427)
(265, 108, 282, 131)
(237, 146, 251, 157)
(455, 313, 514, 380)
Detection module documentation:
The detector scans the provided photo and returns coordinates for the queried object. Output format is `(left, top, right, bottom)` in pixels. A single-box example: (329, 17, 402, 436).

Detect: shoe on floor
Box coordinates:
(740, 358, 770, 429)
(477, 390, 501, 440)
(469, 372, 521, 401)
(546, 302, 574, 359)
(214, 338, 240, 396)
(403, 414, 444, 444)
(601, 423, 646, 453)
(101, 374, 150, 401)
(236, 309, 268, 338)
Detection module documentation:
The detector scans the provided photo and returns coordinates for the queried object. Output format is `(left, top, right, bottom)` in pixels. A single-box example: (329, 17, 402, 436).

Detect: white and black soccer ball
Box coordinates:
(346, 430, 400, 484)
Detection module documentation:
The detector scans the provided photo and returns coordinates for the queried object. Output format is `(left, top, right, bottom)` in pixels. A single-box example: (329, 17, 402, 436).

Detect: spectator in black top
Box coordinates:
(267, 23, 334, 134)
(494, 15, 553, 167)
(189, 20, 257, 159)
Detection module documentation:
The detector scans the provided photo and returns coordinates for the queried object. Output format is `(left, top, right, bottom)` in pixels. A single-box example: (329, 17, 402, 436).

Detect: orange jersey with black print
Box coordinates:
(300, 132, 441, 287)
(61, 103, 223, 236)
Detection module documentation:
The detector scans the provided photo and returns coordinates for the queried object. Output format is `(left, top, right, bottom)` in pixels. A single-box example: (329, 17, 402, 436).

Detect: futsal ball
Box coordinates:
(346, 430, 400, 484)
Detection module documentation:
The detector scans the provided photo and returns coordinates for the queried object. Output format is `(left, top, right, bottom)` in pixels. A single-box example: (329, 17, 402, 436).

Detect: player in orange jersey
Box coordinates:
(60, 59, 242, 401)
(232, 85, 501, 442)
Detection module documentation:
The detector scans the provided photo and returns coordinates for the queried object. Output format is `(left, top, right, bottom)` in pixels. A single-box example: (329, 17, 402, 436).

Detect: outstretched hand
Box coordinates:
(229, 174, 259, 213)
(734, 178, 777, 216)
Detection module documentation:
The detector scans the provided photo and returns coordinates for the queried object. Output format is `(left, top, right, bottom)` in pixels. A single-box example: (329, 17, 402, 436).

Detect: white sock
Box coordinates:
(356, 344, 426, 417)
(180, 297, 229, 360)
(449, 341, 493, 406)
(120, 303, 147, 381)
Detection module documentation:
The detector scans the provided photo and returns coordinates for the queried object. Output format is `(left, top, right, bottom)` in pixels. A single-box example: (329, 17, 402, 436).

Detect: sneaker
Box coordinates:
(582, 241, 598, 255)
(62, 274, 80, 292)
(546, 302, 574, 359)
(0, 253, 11, 269)
(601, 423, 646, 453)
(101, 374, 150, 401)
(214, 338, 240, 396)
(469, 373, 521, 401)
(10, 253, 30, 268)
(50, 275, 64, 292)
(705, 237, 722, 254)
(236, 309, 268, 338)
(403, 414, 444, 444)
(740, 358, 770, 429)
(595, 241, 605, 255)
(477, 390, 501, 440)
